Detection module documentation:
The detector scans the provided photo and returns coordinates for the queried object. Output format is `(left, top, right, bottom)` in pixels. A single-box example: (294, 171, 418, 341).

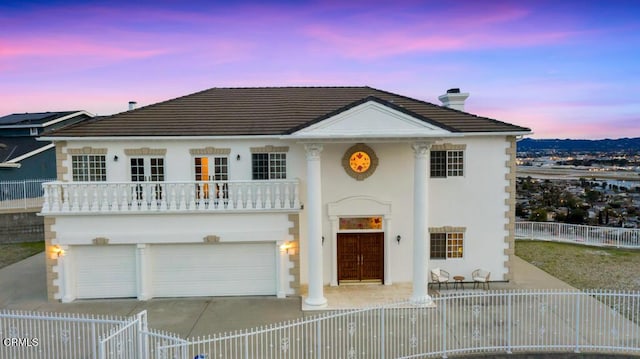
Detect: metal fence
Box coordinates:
(2, 290, 639, 358)
(0, 310, 131, 359)
(0, 178, 54, 211)
(161, 290, 640, 358)
(516, 221, 640, 248)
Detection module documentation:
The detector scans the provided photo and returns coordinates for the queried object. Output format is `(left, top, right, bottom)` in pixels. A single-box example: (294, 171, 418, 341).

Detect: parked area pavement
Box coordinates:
(0, 252, 575, 337)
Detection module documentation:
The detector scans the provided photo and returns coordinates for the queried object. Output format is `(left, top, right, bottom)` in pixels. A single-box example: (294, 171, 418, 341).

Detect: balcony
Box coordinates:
(41, 180, 300, 214)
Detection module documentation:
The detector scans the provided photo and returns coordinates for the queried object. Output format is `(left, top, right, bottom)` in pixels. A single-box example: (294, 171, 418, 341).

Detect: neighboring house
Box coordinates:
(0, 111, 93, 181)
(40, 87, 530, 306)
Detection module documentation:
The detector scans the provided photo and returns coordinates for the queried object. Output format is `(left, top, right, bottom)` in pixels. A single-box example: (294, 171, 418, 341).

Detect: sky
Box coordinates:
(1, 0, 639, 139)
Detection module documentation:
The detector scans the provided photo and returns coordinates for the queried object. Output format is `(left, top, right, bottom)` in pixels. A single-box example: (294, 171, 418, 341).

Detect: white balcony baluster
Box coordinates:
(39, 180, 300, 214)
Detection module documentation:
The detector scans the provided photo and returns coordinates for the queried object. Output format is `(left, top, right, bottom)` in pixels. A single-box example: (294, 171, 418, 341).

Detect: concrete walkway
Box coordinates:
(0, 252, 576, 337)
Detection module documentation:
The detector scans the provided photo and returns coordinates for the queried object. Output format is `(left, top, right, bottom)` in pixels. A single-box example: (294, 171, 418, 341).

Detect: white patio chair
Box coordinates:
(472, 268, 491, 290)
(430, 268, 450, 290)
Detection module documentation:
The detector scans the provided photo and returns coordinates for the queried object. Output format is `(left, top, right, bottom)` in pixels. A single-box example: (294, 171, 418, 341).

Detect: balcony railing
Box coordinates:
(41, 180, 300, 214)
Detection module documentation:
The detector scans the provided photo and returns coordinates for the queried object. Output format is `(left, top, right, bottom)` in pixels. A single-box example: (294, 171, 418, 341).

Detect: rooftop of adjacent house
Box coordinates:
(47, 87, 531, 137)
(0, 111, 80, 127)
(0, 137, 50, 162)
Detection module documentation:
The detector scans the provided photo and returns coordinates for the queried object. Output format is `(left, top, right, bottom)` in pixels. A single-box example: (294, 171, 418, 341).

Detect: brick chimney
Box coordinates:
(438, 88, 469, 111)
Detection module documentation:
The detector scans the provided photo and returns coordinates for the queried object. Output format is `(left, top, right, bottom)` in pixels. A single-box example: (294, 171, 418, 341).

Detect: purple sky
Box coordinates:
(1, 0, 639, 139)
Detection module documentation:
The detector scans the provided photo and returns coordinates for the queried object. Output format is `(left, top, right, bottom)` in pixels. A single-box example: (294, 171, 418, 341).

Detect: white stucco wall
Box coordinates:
(53, 135, 511, 289)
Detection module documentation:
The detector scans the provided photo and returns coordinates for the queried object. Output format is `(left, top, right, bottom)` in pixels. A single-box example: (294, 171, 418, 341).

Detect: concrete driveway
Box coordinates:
(0, 253, 306, 337)
(0, 251, 576, 338)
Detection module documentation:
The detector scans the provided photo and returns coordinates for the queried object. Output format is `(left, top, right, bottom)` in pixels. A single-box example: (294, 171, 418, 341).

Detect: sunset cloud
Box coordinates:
(0, 0, 638, 139)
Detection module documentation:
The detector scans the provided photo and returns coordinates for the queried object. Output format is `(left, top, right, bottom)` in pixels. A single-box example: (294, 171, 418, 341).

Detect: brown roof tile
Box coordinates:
(49, 87, 530, 137)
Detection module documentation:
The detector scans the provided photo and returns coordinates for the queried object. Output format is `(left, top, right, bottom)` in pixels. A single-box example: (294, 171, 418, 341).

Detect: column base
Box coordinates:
(304, 295, 328, 308)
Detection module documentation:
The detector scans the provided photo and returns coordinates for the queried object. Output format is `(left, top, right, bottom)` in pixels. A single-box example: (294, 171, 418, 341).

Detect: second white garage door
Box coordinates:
(151, 243, 277, 297)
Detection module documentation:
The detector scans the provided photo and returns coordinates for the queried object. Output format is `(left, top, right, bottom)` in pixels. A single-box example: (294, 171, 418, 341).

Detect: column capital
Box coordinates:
(411, 141, 433, 157)
(304, 143, 323, 160)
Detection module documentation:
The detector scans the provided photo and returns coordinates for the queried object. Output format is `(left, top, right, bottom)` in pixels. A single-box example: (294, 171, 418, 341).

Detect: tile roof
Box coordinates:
(48, 87, 530, 137)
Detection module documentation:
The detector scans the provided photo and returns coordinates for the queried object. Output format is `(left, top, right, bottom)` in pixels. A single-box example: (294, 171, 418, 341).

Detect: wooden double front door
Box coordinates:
(337, 233, 384, 284)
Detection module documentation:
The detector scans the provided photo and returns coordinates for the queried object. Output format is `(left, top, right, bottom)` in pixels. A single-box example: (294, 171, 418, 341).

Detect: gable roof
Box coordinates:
(47, 87, 530, 137)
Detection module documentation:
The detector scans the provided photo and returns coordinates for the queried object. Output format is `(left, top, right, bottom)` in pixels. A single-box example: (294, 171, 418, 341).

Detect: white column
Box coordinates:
(411, 142, 433, 302)
(136, 244, 150, 300)
(60, 245, 74, 303)
(304, 143, 327, 308)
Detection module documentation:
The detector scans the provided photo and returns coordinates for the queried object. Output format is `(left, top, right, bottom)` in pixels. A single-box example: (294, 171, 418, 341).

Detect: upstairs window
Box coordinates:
(72, 155, 106, 181)
(252, 153, 286, 180)
(430, 232, 464, 259)
(430, 150, 464, 177)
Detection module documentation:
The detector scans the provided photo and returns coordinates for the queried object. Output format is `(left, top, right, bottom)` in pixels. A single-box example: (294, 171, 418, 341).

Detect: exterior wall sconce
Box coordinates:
(236, 154, 241, 161)
(322, 236, 325, 245)
(52, 245, 65, 258)
(396, 235, 401, 244)
(113, 155, 118, 162)
(280, 242, 293, 254)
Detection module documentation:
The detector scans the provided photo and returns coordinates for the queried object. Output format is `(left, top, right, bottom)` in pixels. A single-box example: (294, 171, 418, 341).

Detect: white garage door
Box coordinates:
(151, 243, 276, 297)
(74, 245, 137, 299)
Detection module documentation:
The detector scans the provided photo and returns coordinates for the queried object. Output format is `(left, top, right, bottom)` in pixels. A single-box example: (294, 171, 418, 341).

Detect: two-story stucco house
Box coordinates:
(40, 86, 530, 307)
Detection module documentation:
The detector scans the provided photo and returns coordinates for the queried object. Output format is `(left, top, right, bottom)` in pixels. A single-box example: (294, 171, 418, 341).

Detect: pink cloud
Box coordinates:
(304, 24, 577, 60)
(0, 37, 165, 59)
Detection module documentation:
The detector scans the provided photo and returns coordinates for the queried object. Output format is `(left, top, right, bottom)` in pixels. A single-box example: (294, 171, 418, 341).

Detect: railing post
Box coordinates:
(244, 330, 249, 359)
(92, 322, 97, 359)
(316, 319, 322, 359)
(506, 292, 512, 354)
(574, 293, 581, 353)
(23, 180, 27, 209)
(380, 307, 385, 359)
(442, 299, 448, 359)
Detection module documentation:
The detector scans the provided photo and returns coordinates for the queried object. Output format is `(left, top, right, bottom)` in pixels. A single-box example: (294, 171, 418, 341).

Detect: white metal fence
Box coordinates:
(0, 178, 54, 211)
(0, 310, 131, 359)
(162, 290, 639, 358)
(516, 221, 640, 249)
(2, 290, 639, 358)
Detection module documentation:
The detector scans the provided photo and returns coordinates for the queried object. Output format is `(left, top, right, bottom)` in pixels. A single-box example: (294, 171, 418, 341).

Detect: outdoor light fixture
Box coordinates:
(113, 155, 118, 162)
(280, 242, 292, 253)
(322, 236, 325, 245)
(396, 235, 401, 244)
(52, 246, 65, 258)
(236, 154, 241, 161)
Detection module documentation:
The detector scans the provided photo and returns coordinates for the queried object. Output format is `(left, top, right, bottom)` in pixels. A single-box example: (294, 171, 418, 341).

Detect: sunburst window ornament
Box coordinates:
(342, 143, 379, 180)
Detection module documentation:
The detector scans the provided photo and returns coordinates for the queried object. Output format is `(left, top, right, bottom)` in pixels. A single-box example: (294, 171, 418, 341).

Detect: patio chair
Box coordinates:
(430, 268, 450, 290)
(472, 268, 491, 290)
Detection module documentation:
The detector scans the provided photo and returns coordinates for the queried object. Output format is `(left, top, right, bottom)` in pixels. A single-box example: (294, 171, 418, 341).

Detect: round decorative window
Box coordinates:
(341, 143, 379, 181)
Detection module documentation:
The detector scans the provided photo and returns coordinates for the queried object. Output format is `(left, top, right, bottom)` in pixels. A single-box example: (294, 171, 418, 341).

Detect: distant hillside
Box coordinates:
(517, 138, 640, 153)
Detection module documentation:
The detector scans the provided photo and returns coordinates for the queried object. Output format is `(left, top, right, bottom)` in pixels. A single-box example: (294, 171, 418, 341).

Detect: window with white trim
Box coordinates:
(252, 153, 286, 180)
(430, 150, 464, 177)
(430, 232, 464, 259)
(71, 155, 106, 181)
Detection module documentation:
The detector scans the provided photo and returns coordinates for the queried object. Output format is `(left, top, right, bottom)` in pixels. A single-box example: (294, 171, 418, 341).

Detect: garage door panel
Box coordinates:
(152, 243, 276, 297)
(74, 245, 137, 299)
